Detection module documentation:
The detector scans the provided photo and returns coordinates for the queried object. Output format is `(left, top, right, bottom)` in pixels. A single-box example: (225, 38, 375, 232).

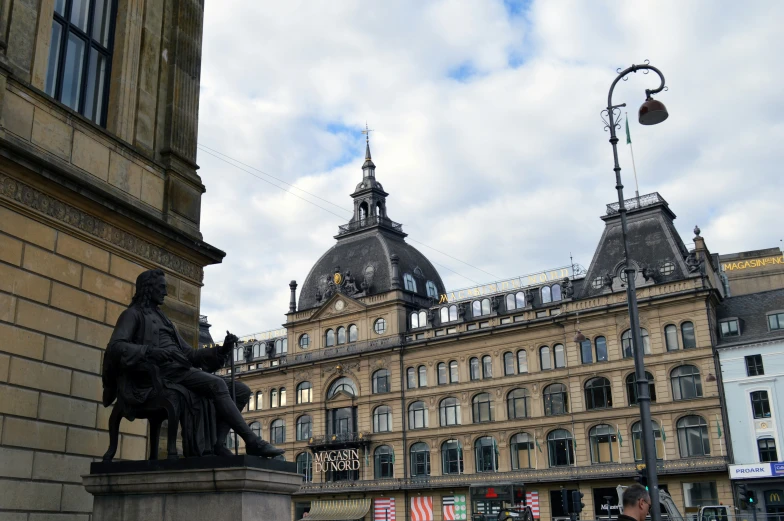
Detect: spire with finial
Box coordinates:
(361, 123, 375, 177)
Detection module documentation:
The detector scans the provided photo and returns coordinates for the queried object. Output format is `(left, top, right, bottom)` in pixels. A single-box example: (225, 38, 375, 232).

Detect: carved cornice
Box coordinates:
(0, 172, 203, 281)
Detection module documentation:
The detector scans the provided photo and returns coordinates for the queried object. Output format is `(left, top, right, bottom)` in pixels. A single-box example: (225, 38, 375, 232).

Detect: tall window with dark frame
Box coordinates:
(270, 419, 285, 444)
(441, 439, 464, 474)
(45, 0, 116, 126)
(553, 344, 566, 368)
(622, 328, 651, 358)
(482, 355, 493, 378)
(677, 415, 710, 457)
(543, 383, 568, 416)
(517, 350, 528, 373)
(589, 424, 617, 463)
(374, 445, 394, 478)
(407, 367, 417, 389)
(580, 339, 593, 364)
(373, 405, 392, 433)
(472, 392, 494, 423)
(475, 437, 498, 472)
(296, 415, 312, 441)
(769, 312, 784, 331)
(510, 433, 534, 470)
(408, 401, 428, 429)
(664, 324, 679, 351)
(469, 357, 480, 380)
(595, 336, 608, 361)
(437, 362, 448, 385)
(296, 452, 313, 482)
(584, 377, 612, 410)
(372, 369, 391, 394)
(626, 371, 656, 406)
(671, 365, 703, 401)
(746, 355, 764, 377)
(758, 438, 778, 463)
(681, 321, 696, 349)
(449, 360, 459, 383)
(507, 388, 530, 419)
(504, 352, 515, 375)
(418, 365, 427, 387)
(540, 346, 552, 370)
(439, 397, 461, 426)
(410, 442, 430, 477)
(632, 420, 664, 461)
(751, 391, 772, 419)
(547, 429, 574, 467)
(296, 381, 312, 404)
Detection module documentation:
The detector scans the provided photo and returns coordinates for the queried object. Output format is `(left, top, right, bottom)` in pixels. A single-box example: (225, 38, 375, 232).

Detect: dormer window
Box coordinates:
(426, 281, 438, 298)
(404, 273, 417, 292)
(768, 312, 784, 331)
(720, 319, 739, 337)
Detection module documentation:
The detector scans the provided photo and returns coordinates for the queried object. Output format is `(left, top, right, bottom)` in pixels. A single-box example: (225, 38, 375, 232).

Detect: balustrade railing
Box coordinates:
(606, 192, 667, 215)
(337, 215, 404, 236)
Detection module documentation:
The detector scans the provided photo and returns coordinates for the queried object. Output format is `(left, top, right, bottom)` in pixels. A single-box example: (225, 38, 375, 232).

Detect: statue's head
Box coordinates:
(130, 269, 167, 309)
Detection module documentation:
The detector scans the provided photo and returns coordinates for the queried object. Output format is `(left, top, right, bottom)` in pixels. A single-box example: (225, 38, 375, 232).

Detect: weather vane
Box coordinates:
(361, 122, 374, 144)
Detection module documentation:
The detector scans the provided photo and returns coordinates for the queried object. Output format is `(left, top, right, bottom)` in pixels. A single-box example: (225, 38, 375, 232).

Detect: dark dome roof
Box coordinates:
(298, 229, 446, 311)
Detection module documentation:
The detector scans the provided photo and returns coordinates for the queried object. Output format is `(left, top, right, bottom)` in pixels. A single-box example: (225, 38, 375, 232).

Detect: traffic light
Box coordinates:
(738, 485, 749, 508)
(561, 489, 570, 515)
(571, 491, 585, 514)
(748, 490, 756, 505)
(634, 464, 648, 490)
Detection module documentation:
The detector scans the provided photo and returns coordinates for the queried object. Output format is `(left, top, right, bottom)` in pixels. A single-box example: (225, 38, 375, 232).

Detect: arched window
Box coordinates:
(408, 401, 428, 429)
(626, 371, 657, 405)
(255, 391, 263, 410)
(373, 405, 392, 433)
(595, 336, 608, 362)
(671, 365, 703, 400)
(349, 324, 358, 343)
(449, 305, 458, 321)
(407, 367, 416, 389)
(296, 415, 312, 441)
(547, 429, 575, 467)
(411, 312, 419, 329)
(552, 284, 562, 301)
(554, 344, 566, 368)
(506, 291, 525, 310)
(327, 377, 357, 398)
(325, 329, 335, 347)
(410, 442, 431, 477)
(622, 328, 651, 358)
(253, 343, 263, 358)
(372, 369, 391, 394)
(504, 352, 515, 375)
(441, 439, 464, 475)
(296, 381, 312, 404)
(472, 300, 481, 317)
(299, 334, 310, 349)
(279, 387, 286, 406)
(250, 421, 261, 438)
(469, 357, 480, 380)
(681, 321, 696, 349)
(440, 307, 449, 324)
(472, 392, 494, 423)
(419, 310, 427, 328)
(296, 452, 313, 482)
(234, 346, 244, 363)
(585, 377, 612, 410)
(337, 326, 346, 345)
(517, 350, 528, 373)
(581, 339, 593, 364)
(541, 286, 552, 304)
(418, 365, 427, 387)
(374, 445, 394, 478)
(482, 355, 493, 378)
(275, 338, 287, 355)
(270, 419, 285, 444)
(540, 346, 552, 370)
(589, 424, 617, 463)
(439, 397, 461, 426)
(247, 393, 255, 411)
(449, 360, 459, 383)
(481, 298, 491, 315)
(506, 293, 516, 311)
(677, 415, 710, 457)
(543, 383, 568, 416)
(475, 437, 499, 472)
(507, 388, 530, 419)
(426, 281, 438, 299)
(437, 362, 447, 385)
(759, 438, 778, 462)
(270, 388, 278, 408)
(328, 407, 354, 436)
(632, 420, 664, 461)
(665, 324, 679, 351)
(511, 433, 534, 470)
(404, 273, 417, 292)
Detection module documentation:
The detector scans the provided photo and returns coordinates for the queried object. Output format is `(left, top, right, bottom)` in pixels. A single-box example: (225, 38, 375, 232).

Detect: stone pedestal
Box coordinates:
(83, 456, 302, 521)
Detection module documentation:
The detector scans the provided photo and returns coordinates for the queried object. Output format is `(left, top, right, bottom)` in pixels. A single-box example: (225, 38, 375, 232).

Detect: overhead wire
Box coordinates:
(196, 144, 488, 285)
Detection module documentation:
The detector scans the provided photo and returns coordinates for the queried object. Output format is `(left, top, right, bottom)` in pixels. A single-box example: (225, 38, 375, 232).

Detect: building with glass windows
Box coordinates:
(0, 1, 222, 518)
(717, 289, 784, 517)
(220, 146, 739, 521)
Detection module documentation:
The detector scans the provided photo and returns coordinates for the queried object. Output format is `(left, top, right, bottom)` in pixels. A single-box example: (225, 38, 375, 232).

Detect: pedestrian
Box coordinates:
(619, 484, 652, 521)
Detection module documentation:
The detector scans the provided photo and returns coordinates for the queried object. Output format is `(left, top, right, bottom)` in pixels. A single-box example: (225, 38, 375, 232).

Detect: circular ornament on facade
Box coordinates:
(335, 300, 345, 311)
(660, 261, 675, 276)
(592, 277, 603, 289)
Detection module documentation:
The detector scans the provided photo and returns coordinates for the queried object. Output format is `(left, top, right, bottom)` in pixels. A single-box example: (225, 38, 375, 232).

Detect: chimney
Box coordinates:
(289, 280, 297, 313)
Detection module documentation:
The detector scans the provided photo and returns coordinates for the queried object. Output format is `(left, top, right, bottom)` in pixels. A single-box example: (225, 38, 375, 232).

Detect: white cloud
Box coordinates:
(197, 0, 784, 337)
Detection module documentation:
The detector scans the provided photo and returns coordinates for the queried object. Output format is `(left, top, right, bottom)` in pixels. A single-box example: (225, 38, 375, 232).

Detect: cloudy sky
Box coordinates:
(196, 0, 784, 338)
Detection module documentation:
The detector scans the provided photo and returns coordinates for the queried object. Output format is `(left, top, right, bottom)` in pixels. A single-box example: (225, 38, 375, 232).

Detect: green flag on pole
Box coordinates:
(617, 425, 624, 447)
(391, 450, 396, 463)
(626, 115, 632, 145)
(660, 425, 667, 442)
(535, 437, 543, 453)
(716, 417, 723, 438)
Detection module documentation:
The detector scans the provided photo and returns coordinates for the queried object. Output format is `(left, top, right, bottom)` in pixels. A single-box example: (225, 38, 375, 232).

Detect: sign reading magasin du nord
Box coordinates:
(313, 449, 361, 473)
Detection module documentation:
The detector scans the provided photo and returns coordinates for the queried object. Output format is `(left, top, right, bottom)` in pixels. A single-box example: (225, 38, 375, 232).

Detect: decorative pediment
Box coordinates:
(327, 390, 357, 405)
(309, 292, 367, 321)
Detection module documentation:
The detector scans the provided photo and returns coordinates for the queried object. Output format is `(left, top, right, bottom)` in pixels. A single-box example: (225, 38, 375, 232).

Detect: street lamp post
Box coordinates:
(603, 62, 668, 521)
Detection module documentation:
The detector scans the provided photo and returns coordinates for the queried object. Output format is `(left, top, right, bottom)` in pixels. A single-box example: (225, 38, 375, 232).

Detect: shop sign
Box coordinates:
(729, 463, 773, 479)
(765, 490, 784, 506)
(771, 463, 784, 476)
(313, 448, 360, 473)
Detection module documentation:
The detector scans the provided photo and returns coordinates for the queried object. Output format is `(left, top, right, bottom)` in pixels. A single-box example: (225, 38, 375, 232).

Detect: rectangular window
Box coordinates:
(446, 327, 457, 335)
(746, 355, 764, 377)
(751, 391, 772, 419)
(435, 329, 445, 337)
(769, 312, 784, 331)
(720, 320, 739, 337)
(682, 482, 718, 508)
(536, 311, 548, 318)
(45, 0, 116, 126)
(500, 317, 511, 325)
(467, 323, 478, 331)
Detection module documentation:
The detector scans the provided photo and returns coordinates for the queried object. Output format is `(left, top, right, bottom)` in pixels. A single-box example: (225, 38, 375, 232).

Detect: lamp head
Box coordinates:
(639, 96, 668, 125)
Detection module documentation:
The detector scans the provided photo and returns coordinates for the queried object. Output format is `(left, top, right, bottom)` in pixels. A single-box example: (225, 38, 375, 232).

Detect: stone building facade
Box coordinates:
(225, 149, 734, 521)
(0, 0, 222, 518)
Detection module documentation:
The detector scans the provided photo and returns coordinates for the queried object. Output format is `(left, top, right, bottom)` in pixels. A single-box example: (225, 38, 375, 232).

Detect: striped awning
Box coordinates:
(302, 499, 372, 520)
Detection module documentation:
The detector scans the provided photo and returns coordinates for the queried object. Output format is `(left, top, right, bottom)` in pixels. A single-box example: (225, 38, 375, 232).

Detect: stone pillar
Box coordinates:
(289, 280, 297, 313)
(390, 254, 400, 290)
(83, 457, 302, 521)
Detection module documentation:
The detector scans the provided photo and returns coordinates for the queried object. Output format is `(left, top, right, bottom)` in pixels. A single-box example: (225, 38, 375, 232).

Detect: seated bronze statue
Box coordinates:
(101, 268, 284, 460)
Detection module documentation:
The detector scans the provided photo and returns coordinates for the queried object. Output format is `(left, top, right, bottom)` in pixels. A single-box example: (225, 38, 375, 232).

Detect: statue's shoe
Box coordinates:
(214, 445, 234, 457)
(245, 437, 285, 458)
